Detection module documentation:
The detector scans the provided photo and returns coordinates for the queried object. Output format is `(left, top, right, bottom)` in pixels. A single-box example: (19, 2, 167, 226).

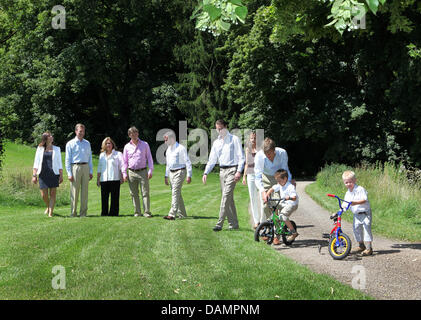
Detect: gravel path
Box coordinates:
(256, 181, 421, 300)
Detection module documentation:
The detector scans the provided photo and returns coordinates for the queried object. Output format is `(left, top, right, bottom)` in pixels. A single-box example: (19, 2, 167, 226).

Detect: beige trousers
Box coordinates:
(216, 167, 239, 228)
(260, 173, 278, 220)
(70, 164, 90, 217)
(168, 168, 187, 217)
(128, 169, 150, 215)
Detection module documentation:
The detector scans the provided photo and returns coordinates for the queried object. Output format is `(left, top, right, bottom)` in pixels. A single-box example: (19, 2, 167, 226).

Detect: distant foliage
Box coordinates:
(1, 0, 421, 177)
(0, 129, 3, 175)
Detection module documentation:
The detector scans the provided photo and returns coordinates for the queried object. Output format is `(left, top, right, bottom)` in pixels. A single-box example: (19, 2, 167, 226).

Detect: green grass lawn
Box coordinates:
(0, 142, 371, 300)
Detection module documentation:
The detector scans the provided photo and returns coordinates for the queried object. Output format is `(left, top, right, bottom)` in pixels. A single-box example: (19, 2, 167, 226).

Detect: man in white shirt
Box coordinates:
(202, 120, 245, 231)
(163, 131, 192, 220)
(254, 137, 294, 221)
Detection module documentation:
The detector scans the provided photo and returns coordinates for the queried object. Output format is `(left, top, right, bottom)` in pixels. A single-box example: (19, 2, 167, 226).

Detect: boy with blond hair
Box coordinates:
(342, 170, 373, 256)
(265, 169, 299, 244)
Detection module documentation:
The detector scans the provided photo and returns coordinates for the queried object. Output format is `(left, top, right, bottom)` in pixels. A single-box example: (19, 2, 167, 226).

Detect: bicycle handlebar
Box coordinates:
(267, 197, 286, 202)
(266, 197, 286, 208)
(326, 193, 352, 211)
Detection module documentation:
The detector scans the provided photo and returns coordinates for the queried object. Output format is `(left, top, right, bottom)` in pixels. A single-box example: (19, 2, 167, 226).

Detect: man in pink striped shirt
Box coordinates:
(122, 126, 154, 217)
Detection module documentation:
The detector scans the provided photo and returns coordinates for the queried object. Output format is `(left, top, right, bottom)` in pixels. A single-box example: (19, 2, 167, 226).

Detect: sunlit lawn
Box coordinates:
(0, 142, 371, 299)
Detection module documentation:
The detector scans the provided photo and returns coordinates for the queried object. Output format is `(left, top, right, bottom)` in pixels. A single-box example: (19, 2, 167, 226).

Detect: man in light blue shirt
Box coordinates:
(65, 124, 93, 217)
(254, 137, 295, 221)
(202, 119, 245, 231)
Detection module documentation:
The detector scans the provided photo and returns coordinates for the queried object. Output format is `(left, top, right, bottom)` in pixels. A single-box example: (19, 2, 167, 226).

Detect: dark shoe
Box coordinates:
(213, 226, 222, 232)
(163, 215, 175, 220)
(229, 226, 239, 231)
(144, 213, 152, 218)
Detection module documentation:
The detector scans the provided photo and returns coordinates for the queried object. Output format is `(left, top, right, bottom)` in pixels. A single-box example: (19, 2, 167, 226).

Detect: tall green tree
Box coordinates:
(0, 0, 191, 152)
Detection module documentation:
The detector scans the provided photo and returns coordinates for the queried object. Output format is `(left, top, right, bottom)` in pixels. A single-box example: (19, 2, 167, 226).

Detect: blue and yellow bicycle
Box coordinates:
(326, 193, 352, 260)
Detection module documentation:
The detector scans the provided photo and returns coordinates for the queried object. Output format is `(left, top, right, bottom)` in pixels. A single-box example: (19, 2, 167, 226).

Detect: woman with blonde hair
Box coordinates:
(242, 131, 261, 229)
(32, 131, 63, 217)
(97, 137, 124, 216)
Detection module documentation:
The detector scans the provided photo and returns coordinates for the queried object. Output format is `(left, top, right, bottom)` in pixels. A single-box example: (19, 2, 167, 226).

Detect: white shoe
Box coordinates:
(134, 213, 140, 217)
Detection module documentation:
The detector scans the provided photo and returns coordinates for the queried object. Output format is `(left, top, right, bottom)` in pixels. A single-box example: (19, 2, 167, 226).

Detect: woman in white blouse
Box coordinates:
(32, 131, 63, 217)
(97, 137, 123, 216)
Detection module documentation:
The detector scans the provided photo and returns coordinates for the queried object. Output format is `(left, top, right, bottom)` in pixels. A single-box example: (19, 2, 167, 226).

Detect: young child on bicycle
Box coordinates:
(266, 169, 299, 244)
(342, 170, 373, 256)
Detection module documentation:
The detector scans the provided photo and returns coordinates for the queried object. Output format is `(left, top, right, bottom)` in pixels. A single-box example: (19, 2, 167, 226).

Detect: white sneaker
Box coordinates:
(134, 213, 140, 217)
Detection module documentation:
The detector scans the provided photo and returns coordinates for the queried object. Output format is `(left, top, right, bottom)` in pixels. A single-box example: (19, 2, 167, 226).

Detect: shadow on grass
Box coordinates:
(52, 213, 217, 220)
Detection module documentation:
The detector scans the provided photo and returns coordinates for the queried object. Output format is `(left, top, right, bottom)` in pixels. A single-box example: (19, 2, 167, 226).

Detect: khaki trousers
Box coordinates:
(260, 173, 278, 220)
(168, 168, 187, 217)
(128, 169, 150, 215)
(216, 167, 239, 228)
(70, 164, 90, 217)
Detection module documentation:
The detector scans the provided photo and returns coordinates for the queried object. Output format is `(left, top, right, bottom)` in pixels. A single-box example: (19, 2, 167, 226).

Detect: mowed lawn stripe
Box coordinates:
(0, 142, 371, 299)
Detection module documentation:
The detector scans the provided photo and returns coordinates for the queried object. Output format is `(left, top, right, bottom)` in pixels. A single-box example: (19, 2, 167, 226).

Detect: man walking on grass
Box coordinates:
(202, 119, 245, 232)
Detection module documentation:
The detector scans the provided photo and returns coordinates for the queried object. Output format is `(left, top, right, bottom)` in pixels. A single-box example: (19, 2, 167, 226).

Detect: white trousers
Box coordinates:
(353, 212, 373, 242)
(247, 174, 261, 224)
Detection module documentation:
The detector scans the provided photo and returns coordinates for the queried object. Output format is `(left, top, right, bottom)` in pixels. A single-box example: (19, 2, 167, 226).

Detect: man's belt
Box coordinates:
(170, 167, 186, 172)
(128, 167, 146, 172)
(220, 165, 238, 169)
(72, 162, 88, 165)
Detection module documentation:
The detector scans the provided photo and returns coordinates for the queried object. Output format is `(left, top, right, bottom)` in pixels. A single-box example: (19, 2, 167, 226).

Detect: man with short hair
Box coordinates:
(163, 131, 192, 220)
(65, 123, 93, 217)
(122, 126, 154, 217)
(254, 137, 294, 221)
(202, 119, 245, 231)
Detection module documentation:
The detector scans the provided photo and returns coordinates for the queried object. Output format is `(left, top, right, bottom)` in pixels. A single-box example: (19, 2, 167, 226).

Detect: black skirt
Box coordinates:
(39, 151, 59, 189)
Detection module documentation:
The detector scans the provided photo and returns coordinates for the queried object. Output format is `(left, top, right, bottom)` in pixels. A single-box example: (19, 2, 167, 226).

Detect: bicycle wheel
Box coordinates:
(254, 221, 274, 245)
(281, 220, 297, 245)
(328, 232, 352, 260)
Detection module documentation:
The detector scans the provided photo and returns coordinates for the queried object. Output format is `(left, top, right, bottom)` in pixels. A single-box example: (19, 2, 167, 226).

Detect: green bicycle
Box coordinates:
(254, 197, 297, 245)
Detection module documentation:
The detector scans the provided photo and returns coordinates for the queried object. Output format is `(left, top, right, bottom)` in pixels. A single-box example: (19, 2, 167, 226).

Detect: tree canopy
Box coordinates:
(1, 0, 420, 176)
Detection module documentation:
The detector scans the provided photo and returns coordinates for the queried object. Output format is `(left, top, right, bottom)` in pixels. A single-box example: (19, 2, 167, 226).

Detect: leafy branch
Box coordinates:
(191, 0, 248, 36)
(324, 0, 387, 34)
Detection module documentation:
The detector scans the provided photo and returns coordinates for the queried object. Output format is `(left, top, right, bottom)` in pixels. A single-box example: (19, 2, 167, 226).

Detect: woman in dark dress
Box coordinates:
(32, 132, 63, 217)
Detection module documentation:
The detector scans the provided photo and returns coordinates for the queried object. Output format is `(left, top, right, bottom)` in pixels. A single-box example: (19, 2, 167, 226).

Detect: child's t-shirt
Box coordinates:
(344, 184, 371, 214)
(272, 182, 299, 206)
